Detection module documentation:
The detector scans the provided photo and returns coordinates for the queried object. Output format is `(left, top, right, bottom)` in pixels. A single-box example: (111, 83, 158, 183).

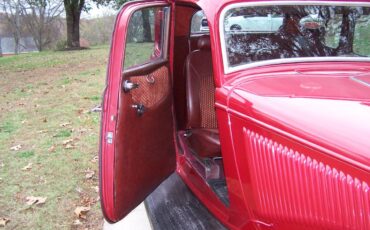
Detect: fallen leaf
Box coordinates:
(25, 196, 47, 206)
(22, 163, 33, 171)
(37, 130, 48, 134)
(59, 122, 71, 127)
(90, 105, 101, 112)
(10, 144, 22, 151)
(74, 206, 90, 219)
(85, 170, 95, 179)
(76, 187, 83, 194)
(0, 217, 10, 227)
(63, 139, 73, 145)
(48, 145, 56, 153)
(73, 219, 82, 225)
(91, 186, 99, 193)
(90, 156, 98, 163)
(64, 144, 74, 149)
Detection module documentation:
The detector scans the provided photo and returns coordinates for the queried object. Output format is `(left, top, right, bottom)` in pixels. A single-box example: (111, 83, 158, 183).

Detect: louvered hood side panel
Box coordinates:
(243, 128, 370, 229)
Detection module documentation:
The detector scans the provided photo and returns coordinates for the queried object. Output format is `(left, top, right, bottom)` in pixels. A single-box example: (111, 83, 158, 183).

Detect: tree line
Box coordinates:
(0, 0, 129, 54)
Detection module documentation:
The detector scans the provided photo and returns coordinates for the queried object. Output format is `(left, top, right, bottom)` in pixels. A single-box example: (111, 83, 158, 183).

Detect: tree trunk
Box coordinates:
(141, 9, 152, 42)
(14, 0, 20, 54)
(64, 0, 84, 49)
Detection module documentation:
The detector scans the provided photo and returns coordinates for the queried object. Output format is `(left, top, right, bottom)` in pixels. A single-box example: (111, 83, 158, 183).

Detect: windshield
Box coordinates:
(222, 4, 370, 70)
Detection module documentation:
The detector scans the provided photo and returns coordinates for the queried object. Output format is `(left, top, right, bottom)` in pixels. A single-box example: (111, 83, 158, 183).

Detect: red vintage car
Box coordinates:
(100, 0, 370, 229)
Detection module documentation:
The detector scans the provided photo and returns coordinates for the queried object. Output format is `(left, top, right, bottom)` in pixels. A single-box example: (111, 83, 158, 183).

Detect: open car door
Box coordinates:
(100, 1, 175, 223)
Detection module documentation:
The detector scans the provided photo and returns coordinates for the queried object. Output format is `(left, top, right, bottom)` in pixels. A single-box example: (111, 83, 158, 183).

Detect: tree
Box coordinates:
(97, 0, 152, 42)
(63, 0, 85, 48)
(20, 0, 64, 51)
(1, 0, 22, 54)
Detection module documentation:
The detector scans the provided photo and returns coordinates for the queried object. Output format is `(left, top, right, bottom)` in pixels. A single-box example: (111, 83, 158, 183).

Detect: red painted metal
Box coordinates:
(102, 0, 370, 228)
(100, 0, 171, 223)
(244, 128, 369, 229)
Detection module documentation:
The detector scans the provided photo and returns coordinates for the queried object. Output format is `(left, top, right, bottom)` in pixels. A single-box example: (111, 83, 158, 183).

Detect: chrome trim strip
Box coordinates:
(219, 1, 370, 74)
(351, 76, 370, 88)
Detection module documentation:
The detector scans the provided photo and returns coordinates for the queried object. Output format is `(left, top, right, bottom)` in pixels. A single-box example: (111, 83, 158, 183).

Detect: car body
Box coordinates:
(100, 0, 370, 229)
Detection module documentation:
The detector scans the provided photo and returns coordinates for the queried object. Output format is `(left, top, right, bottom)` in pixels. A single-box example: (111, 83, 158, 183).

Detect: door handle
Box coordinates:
(132, 104, 145, 117)
(123, 80, 139, 92)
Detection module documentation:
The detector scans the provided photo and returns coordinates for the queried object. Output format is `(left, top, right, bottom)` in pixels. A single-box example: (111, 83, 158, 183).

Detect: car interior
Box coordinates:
(173, 5, 229, 206)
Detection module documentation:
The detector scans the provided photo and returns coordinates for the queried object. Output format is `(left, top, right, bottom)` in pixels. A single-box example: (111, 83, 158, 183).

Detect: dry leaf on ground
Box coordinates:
(73, 219, 83, 225)
(37, 130, 48, 134)
(64, 144, 75, 149)
(85, 170, 95, 179)
(0, 217, 10, 227)
(10, 144, 22, 151)
(59, 122, 71, 127)
(74, 206, 90, 219)
(91, 156, 98, 163)
(48, 145, 56, 153)
(25, 196, 47, 206)
(63, 139, 73, 145)
(91, 186, 99, 193)
(22, 163, 33, 171)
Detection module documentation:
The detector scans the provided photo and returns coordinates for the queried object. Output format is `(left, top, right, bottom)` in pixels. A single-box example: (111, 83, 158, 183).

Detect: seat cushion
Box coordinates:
(187, 128, 220, 158)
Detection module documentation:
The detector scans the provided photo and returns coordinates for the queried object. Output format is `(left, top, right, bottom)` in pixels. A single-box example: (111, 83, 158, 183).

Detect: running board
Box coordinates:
(144, 173, 227, 230)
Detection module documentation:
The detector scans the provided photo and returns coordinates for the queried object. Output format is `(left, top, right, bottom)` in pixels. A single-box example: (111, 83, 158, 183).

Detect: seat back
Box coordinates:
(185, 36, 217, 129)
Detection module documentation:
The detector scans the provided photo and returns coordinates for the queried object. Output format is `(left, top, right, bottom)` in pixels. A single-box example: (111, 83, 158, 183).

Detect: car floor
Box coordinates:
(145, 173, 226, 230)
(104, 173, 226, 230)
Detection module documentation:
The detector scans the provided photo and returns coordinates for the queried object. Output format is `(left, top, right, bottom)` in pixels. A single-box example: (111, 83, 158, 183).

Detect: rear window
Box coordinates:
(221, 4, 370, 70)
(191, 10, 209, 34)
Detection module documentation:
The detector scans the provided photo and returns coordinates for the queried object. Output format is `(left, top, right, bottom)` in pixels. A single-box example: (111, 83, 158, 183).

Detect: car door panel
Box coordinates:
(115, 62, 175, 220)
(100, 1, 175, 223)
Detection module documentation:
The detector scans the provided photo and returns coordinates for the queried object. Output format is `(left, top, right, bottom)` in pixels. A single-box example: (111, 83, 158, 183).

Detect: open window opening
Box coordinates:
(173, 5, 229, 206)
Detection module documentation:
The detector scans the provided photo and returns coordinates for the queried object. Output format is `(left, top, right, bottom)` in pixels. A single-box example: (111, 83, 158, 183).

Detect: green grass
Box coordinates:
(17, 151, 35, 158)
(0, 45, 117, 229)
(54, 130, 72, 138)
(124, 42, 155, 68)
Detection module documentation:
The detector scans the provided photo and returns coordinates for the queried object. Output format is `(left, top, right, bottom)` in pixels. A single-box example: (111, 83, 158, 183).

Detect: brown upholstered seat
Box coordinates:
(185, 35, 221, 158)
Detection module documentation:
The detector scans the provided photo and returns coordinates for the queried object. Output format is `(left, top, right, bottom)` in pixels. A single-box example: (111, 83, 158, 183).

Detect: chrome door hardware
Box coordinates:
(123, 80, 139, 92)
(132, 103, 145, 116)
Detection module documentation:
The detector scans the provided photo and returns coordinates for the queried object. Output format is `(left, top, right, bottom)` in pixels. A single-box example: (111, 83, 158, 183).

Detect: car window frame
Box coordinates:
(219, 1, 370, 74)
(123, 6, 171, 71)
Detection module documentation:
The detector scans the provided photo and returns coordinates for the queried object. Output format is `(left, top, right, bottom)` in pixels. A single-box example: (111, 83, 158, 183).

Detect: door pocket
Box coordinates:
(129, 66, 170, 108)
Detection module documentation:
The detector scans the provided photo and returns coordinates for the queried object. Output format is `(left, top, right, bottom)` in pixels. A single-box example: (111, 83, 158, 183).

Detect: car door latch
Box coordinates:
(123, 80, 139, 92)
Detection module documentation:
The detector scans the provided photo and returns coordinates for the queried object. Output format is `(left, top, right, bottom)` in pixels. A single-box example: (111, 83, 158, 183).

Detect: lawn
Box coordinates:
(0, 46, 109, 229)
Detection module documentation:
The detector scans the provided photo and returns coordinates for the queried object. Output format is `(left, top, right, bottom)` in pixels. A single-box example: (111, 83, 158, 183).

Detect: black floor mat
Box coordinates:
(208, 179, 230, 207)
(145, 173, 227, 230)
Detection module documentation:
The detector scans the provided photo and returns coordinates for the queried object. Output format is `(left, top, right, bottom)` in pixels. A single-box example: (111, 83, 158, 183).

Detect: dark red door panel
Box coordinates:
(100, 1, 175, 223)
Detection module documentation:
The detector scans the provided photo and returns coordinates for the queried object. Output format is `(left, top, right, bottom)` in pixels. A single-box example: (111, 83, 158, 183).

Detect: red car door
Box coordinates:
(100, 1, 175, 223)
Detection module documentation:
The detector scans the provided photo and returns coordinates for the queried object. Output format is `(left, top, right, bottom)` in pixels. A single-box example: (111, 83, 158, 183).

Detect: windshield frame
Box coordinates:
(219, 1, 370, 74)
